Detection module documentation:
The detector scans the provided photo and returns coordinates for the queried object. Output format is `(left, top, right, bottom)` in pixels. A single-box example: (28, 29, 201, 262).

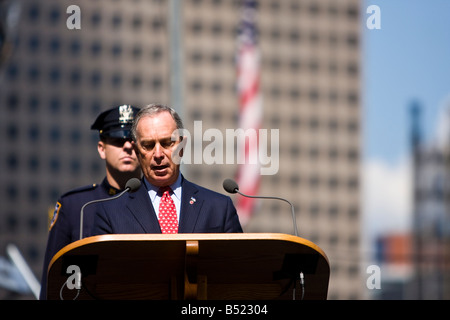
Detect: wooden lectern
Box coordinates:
(47, 233, 329, 300)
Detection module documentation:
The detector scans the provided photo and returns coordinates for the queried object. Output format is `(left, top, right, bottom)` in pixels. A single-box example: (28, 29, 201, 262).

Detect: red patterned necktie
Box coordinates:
(158, 187, 178, 234)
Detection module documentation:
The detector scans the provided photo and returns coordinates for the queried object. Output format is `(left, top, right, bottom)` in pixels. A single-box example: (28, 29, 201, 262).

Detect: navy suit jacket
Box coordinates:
(92, 177, 243, 235)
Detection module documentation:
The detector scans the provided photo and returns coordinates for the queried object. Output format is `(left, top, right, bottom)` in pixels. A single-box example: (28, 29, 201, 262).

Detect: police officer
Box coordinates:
(39, 105, 142, 299)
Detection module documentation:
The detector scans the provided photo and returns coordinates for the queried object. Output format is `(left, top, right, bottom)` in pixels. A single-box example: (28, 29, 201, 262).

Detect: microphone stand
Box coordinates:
(234, 189, 299, 237)
(79, 187, 130, 240)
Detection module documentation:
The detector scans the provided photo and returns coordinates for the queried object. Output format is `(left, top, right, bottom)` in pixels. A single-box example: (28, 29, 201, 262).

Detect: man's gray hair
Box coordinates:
(131, 103, 184, 141)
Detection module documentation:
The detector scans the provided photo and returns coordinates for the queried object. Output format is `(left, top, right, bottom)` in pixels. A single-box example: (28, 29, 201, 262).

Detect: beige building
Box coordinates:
(0, 0, 362, 299)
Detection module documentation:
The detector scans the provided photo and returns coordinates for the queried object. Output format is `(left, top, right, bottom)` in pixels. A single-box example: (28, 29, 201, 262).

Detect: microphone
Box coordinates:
(223, 178, 299, 237)
(124, 177, 142, 192)
(79, 178, 141, 239)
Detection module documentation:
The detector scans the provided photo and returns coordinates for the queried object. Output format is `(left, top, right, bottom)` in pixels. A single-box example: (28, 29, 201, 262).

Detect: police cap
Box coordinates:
(91, 105, 140, 139)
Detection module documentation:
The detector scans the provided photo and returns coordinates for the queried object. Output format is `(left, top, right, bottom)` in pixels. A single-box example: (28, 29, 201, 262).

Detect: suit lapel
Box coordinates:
(179, 178, 202, 233)
(126, 182, 161, 233)
(124, 177, 203, 234)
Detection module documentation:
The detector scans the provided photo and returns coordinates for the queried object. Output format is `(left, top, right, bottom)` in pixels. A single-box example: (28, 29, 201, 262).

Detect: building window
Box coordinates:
(49, 36, 61, 55)
(131, 74, 142, 89)
(6, 124, 19, 141)
(69, 68, 82, 86)
(328, 176, 339, 190)
(131, 44, 143, 59)
(191, 21, 203, 34)
(328, 205, 339, 219)
(49, 66, 61, 84)
(151, 76, 163, 90)
(70, 159, 81, 175)
(27, 65, 40, 83)
(289, 145, 301, 158)
(328, 234, 339, 246)
(289, 87, 301, 100)
(49, 97, 61, 113)
(309, 147, 320, 159)
(49, 126, 61, 143)
(190, 79, 202, 92)
(70, 128, 81, 145)
(210, 52, 222, 65)
(28, 34, 40, 53)
(28, 124, 40, 142)
(49, 156, 61, 173)
(6, 153, 19, 171)
(28, 185, 40, 203)
(111, 13, 122, 29)
(111, 72, 122, 87)
(6, 212, 19, 232)
(289, 29, 301, 43)
(347, 177, 359, 190)
(309, 203, 320, 218)
(190, 51, 203, 64)
(91, 11, 102, 27)
(289, 174, 301, 186)
(289, 58, 301, 71)
(69, 39, 82, 56)
(111, 43, 122, 58)
(309, 175, 320, 188)
(90, 41, 102, 56)
(211, 81, 222, 94)
(27, 3, 40, 22)
(6, 63, 19, 81)
(151, 47, 163, 61)
(27, 215, 40, 233)
(211, 22, 223, 36)
(90, 70, 102, 87)
(131, 14, 143, 30)
(347, 91, 359, 106)
(48, 5, 61, 25)
(151, 17, 164, 31)
(308, 88, 320, 103)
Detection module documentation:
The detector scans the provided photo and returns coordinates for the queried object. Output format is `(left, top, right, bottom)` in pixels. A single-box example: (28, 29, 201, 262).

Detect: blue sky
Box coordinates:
(363, 0, 450, 165)
(362, 1, 450, 247)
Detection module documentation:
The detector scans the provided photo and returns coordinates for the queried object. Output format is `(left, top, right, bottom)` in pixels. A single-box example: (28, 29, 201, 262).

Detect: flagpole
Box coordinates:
(169, 0, 184, 117)
(169, 0, 187, 175)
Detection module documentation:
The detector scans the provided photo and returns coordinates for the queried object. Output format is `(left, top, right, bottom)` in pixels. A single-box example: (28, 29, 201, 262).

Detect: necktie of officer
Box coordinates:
(158, 186, 178, 234)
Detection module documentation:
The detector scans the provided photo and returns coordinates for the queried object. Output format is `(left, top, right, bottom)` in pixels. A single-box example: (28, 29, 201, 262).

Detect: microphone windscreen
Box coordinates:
(223, 179, 239, 194)
(125, 178, 141, 192)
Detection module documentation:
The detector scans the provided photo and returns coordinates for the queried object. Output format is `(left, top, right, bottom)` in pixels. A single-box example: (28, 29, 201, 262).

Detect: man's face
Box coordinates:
(98, 137, 140, 174)
(132, 111, 183, 187)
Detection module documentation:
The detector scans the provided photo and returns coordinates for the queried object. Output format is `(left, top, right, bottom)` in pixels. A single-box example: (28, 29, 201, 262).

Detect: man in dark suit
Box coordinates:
(92, 103, 243, 235)
(39, 105, 141, 299)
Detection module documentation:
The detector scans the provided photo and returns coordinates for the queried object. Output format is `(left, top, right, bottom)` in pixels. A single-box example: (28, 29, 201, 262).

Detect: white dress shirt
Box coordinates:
(143, 173, 182, 223)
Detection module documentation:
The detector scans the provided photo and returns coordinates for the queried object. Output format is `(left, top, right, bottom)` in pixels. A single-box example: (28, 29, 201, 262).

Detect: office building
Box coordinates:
(0, 0, 362, 299)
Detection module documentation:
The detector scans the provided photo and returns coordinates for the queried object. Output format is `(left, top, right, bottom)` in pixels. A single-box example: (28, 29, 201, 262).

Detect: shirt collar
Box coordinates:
(144, 173, 182, 202)
(101, 177, 122, 195)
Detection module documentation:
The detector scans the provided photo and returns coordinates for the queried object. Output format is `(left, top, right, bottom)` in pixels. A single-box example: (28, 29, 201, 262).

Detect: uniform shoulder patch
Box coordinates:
(48, 184, 97, 231)
(49, 201, 61, 231)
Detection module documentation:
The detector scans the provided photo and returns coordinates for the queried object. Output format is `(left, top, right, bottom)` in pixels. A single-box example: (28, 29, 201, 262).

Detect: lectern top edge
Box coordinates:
(48, 233, 329, 274)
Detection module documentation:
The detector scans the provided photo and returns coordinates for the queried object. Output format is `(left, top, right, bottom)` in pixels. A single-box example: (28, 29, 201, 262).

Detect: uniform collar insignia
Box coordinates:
(108, 187, 118, 195)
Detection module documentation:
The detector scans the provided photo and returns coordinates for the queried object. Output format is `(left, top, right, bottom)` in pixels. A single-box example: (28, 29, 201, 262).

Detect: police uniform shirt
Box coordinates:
(39, 178, 121, 299)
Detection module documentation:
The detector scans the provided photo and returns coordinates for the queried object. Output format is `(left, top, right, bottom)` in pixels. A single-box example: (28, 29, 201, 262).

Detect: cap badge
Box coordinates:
(119, 105, 134, 124)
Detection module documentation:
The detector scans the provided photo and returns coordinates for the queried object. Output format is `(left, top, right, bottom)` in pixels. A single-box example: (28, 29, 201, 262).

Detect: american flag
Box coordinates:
(235, 0, 262, 226)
